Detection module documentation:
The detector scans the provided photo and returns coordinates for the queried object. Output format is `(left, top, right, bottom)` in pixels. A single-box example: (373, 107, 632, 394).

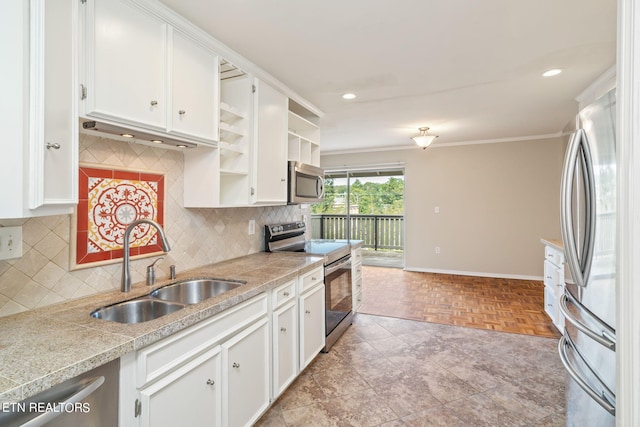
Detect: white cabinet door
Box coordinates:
(272, 300, 298, 398)
(299, 283, 325, 370)
(29, 0, 78, 211)
(86, 0, 166, 129)
(139, 347, 221, 427)
(222, 317, 270, 427)
(252, 78, 288, 204)
(169, 29, 218, 142)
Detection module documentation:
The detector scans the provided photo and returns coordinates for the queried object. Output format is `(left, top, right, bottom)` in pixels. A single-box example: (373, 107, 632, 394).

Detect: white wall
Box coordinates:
(321, 137, 565, 278)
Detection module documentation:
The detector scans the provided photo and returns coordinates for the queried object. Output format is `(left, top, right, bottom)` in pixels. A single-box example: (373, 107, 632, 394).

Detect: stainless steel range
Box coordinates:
(265, 221, 352, 351)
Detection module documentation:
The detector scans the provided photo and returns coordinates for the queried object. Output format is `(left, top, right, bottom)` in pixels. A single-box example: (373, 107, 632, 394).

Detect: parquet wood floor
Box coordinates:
(358, 266, 560, 338)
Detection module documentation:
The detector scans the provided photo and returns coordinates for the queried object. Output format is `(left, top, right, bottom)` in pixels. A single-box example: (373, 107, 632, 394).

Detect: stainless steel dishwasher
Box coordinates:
(0, 358, 119, 427)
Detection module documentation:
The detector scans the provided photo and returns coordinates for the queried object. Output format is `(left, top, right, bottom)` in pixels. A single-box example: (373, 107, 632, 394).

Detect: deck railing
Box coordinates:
(310, 214, 404, 251)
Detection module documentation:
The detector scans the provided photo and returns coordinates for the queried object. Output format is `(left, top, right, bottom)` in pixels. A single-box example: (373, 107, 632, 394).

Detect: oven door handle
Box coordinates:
(325, 257, 351, 276)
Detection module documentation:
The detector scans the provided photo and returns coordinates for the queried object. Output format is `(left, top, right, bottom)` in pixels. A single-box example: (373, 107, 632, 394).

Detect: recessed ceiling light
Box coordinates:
(176, 144, 188, 148)
(120, 133, 135, 138)
(151, 139, 163, 144)
(342, 93, 356, 100)
(542, 68, 563, 77)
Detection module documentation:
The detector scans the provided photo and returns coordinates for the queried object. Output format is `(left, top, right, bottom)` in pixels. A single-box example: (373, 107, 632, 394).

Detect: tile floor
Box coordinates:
(256, 314, 566, 427)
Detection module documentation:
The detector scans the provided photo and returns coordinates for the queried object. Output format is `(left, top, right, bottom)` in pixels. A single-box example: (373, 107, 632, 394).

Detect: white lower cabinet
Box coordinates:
(299, 282, 325, 371)
(139, 347, 221, 427)
(222, 317, 270, 427)
(351, 247, 363, 312)
(120, 267, 327, 427)
(272, 297, 298, 398)
(542, 244, 565, 331)
(120, 294, 269, 427)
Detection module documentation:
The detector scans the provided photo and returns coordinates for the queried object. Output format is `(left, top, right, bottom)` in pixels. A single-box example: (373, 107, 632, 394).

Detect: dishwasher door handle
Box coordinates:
(22, 375, 105, 427)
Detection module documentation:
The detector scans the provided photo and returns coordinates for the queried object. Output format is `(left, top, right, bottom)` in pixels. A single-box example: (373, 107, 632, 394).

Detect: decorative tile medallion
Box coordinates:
(75, 166, 165, 267)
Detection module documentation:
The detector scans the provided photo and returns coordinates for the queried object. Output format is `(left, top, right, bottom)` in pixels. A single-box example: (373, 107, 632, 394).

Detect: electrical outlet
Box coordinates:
(435, 246, 441, 254)
(0, 226, 23, 260)
(248, 220, 256, 235)
(434, 206, 440, 214)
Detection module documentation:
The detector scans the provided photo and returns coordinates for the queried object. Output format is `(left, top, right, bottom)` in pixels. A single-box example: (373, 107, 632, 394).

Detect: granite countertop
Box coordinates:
(0, 252, 324, 404)
(540, 238, 564, 252)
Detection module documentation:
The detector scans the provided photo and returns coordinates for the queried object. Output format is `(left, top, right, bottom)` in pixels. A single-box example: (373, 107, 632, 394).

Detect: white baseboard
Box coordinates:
(403, 266, 543, 282)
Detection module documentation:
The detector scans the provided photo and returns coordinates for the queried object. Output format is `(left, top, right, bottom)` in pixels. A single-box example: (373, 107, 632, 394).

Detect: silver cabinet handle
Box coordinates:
(559, 290, 616, 350)
(283, 291, 290, 297)
(178, 110, 186, 115)
(232, 362, 240, 368)
(558, 334, 615, 415)
(46, 142, 61, 150)
(206, 379, 215, 386)
(305, 310, 311, 314)
(150, 100, 158, 106)
(280, 327, 286, 332)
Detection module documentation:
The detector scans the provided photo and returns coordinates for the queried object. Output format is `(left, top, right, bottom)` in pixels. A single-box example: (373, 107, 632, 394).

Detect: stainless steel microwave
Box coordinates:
(288, 161, 324, 204)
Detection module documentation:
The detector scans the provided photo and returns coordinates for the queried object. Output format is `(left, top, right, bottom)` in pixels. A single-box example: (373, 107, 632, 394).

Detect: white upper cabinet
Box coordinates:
(251, 78, 289, 205)
(81, 0, 219, 145)
(84, 0, 167, 130)
(32, 0, 79, 212)
(0, 0, 78, 219)
(168, 29, 219, 142)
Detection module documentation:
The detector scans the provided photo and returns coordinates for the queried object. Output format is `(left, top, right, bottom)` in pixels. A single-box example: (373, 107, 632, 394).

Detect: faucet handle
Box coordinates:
(148, 257, 164, 268)
(146, 257, 164, 286)
(169, 265, 176, 280)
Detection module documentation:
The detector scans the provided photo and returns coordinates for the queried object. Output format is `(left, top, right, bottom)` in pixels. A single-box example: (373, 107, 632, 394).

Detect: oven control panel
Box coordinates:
(266, 221, 306, 238)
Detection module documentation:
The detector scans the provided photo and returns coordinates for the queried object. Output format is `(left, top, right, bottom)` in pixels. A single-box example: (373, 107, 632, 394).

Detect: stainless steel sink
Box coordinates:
(91, 298, 185, 324)
(150, 279, 244, 304)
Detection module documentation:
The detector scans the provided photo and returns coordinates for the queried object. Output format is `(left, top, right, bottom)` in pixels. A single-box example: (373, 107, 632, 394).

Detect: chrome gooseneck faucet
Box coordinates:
(121, 219, 171, 292)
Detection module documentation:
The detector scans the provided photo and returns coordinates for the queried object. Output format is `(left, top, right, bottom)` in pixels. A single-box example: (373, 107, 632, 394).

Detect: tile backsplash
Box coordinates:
(0, 134, 304, 317)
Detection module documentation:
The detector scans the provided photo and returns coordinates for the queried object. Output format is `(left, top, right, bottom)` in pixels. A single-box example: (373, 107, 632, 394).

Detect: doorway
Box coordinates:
(310, 167, 404, 268)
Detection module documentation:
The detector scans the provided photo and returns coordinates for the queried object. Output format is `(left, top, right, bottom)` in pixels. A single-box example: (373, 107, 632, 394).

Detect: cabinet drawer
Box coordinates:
(352, 248, 362, 264)
(136, 293, 268, 387)
(544, 246, 564, 267)
(352, 262, 362, 281)
(544, 286, 557, 324)
(272, 279, 296, 308)
(353, 289, 363, 313)
(352, 275, 362, 295)
(544, 260, 561, 288)
(299, 266, 323, 293)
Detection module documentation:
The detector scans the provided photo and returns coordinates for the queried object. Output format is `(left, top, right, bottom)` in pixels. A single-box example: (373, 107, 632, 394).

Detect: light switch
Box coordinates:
(248, 220, 256, 235)
(434, 206, 440, 214)
(0, 226, 23, 260)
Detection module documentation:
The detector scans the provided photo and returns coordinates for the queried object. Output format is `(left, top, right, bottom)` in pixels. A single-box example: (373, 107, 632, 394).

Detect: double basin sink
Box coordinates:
(91, 279, 244, 324)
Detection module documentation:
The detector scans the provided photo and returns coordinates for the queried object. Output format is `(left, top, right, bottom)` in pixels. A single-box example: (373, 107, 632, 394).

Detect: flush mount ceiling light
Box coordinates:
(342, 93, 356, 100)
(542, 68, 563, 77)
(411, 127, 438, 149)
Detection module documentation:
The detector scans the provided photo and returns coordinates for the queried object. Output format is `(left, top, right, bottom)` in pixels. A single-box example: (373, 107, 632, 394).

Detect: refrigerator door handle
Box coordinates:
(559, 334, 616, 416)
(559, 290, 616, 350)
(560, 129, 596, 287)
(579, 130, 596, 284)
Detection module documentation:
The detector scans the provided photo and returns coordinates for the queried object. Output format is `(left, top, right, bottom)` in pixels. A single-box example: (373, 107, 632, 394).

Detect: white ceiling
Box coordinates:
(161, 0, 616, 153)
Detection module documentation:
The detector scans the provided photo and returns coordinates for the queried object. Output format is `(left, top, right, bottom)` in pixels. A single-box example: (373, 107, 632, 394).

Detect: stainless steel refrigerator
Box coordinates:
(559, 88, 616, 426)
